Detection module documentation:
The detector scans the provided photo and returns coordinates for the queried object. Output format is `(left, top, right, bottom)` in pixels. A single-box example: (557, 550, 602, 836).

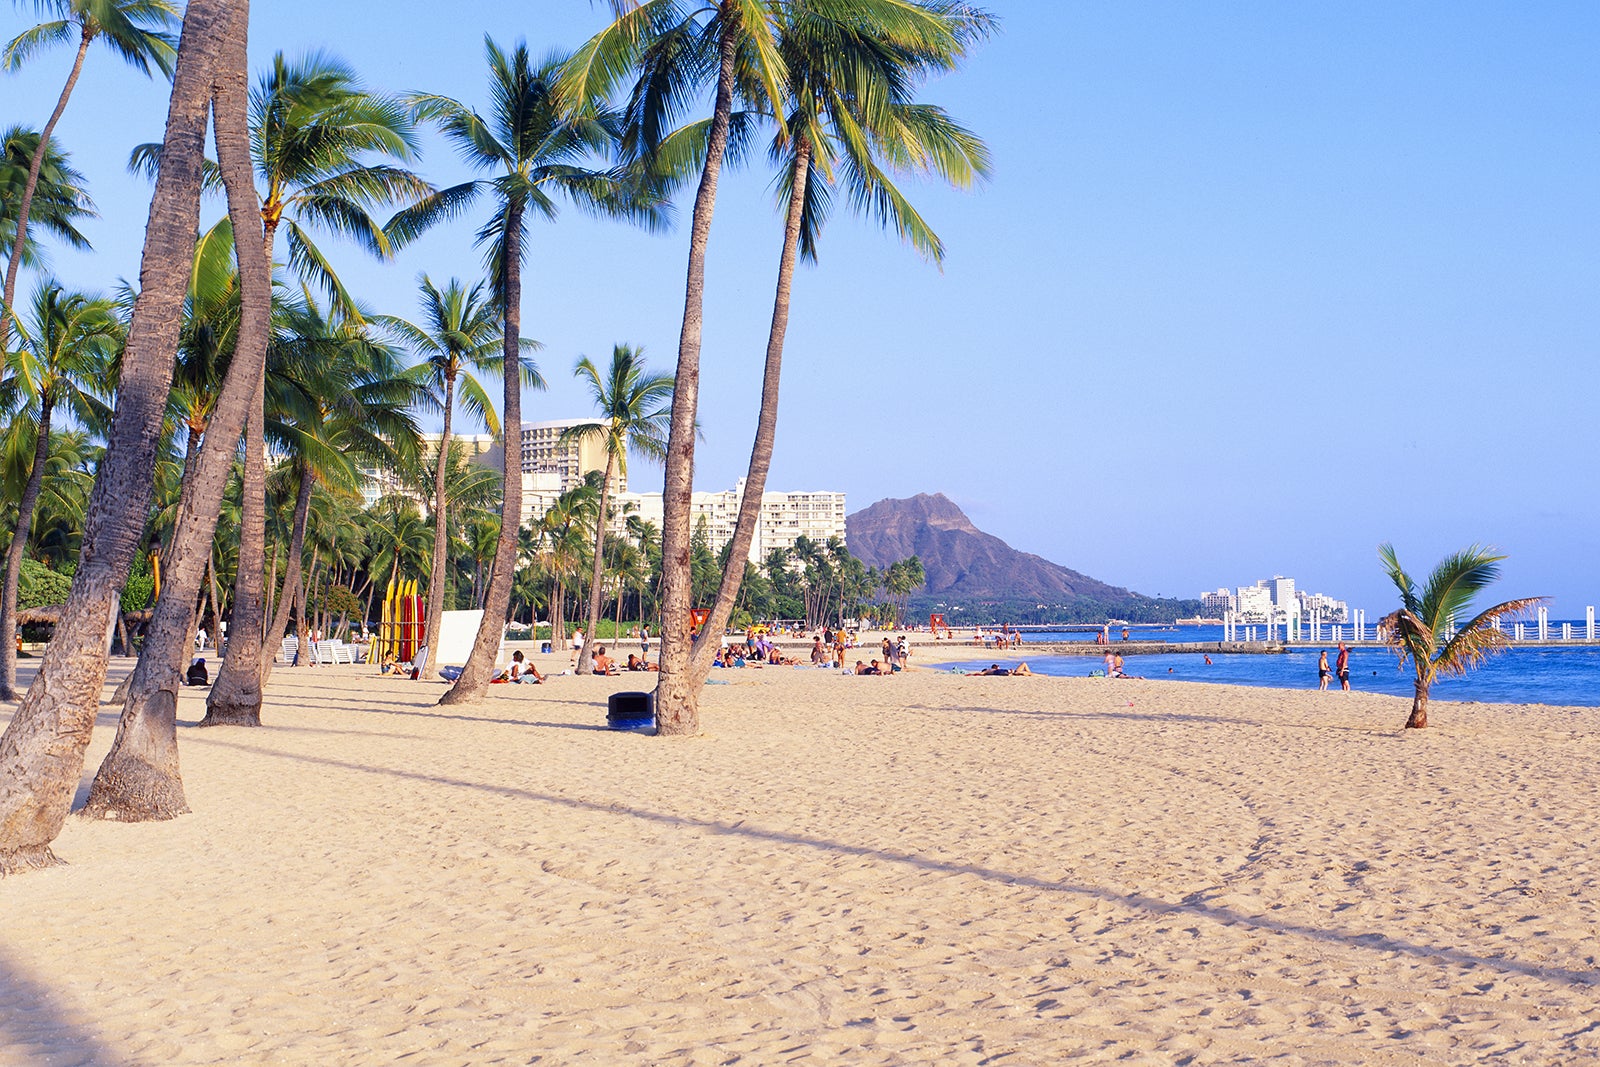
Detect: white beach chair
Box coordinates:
(281, 636, 298, 664)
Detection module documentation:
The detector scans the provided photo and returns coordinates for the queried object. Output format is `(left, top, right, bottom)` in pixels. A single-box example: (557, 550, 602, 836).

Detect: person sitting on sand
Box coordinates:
(1111, 653, 1127, 678)
(811, 637, 828, 665)
(500, 650, 543, 684)
(186, 657, 209, 686)
(592, 646, 617, 676)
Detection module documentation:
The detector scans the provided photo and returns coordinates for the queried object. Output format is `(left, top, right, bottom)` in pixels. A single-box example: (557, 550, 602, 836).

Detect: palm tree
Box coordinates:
(205, 50, 429, 726)
(1, 0, 177, 355)
(1, 125, 95, 271)
(258, 293, 423, 674)
(563, 0, 788, 733)
(86, 0, 276, 816)
(383, 274, 536, 679)
(0, 282, 119, 701)
(0, 0, 235, 871)
(1378, 544, 1544, 729)
(562, 344, 671, 673)
(690, 0, 991, 683)
(394, 36, 661, 704)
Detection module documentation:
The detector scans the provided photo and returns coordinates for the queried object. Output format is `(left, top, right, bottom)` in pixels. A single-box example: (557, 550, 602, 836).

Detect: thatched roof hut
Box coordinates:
(17, 604, 64, 626)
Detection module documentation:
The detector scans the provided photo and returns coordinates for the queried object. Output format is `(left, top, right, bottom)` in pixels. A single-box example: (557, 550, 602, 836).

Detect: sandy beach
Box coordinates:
(3, 646, 1598, 1065)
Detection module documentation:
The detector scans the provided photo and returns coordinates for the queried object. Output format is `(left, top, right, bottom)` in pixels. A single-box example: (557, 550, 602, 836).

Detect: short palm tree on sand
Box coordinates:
(1378, 543, 1543, 729)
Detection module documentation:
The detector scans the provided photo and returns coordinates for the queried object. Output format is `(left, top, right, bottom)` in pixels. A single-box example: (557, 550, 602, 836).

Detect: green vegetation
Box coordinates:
(1378, 544, 1543, 729)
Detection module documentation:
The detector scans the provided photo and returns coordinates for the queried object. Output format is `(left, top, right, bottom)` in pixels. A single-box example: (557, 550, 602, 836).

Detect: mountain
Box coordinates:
(846, 493, 1197, 622)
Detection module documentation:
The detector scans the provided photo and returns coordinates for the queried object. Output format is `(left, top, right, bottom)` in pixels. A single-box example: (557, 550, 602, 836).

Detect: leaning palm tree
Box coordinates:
(0, 282, 119, 701)
(393, 36, 662, 704)
(383, 274, 538, 679)
(85, 1, 277, 817)
(0, 0, 236, 872)
(1, 125, 96, 271)
(1, 0, 177, 355)
(689, 0, 992, 684)
(563, 344, 672, 673)
(1377, 543, 1544, 729)
(202, 50, 429, 726)
(562, 0, 788, 733)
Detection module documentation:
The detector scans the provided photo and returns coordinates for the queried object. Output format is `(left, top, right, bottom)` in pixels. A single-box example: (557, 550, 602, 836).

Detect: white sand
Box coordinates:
(2, 652, 1598, 1065)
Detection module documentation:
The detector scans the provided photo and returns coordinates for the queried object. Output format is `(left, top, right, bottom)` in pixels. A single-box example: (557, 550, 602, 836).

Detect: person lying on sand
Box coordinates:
(969, 663, 1034, 677)
(626, 653, 659, 671)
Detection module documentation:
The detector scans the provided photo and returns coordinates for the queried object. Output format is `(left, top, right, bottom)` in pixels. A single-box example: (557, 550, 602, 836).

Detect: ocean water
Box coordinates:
(935, 625, 1600, 707)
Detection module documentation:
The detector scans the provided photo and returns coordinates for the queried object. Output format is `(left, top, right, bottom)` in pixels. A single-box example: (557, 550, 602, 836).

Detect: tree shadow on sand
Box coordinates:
(181, 735, 1600, 992)
(0, 946, 126, 1064)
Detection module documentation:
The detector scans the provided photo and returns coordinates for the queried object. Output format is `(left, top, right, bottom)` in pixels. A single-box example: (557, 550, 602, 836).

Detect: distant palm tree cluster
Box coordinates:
(0, 0, 992, 869)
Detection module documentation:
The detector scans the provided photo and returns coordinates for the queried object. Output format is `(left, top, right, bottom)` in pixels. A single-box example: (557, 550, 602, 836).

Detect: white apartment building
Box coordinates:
(1203, 576, 1352, 628)
(522, 476, 846, 565)
(1298, 590, 1349, 624)
(519, 418, 621, 492)
(356, 432, 498, 508)
(1234, 585, 1273, 623)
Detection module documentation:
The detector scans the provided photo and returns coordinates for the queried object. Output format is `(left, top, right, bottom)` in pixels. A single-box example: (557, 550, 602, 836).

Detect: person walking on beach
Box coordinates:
(1336, 642, 1351, 691)
(1318, 650, 1331, 691)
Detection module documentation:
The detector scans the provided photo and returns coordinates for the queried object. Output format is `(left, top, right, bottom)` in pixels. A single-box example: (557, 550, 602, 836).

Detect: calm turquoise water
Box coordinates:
(936, 625, 1600, 707)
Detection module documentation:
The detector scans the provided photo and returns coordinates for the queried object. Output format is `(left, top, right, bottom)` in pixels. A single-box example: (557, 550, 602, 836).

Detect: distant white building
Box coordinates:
(1203, 575, 1352, 629)
(1234, 585, 1273, 623)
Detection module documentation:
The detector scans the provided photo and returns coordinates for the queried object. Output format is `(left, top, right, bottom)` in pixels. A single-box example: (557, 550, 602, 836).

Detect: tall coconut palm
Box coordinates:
(0, 282, 119, 701)
(1, 125, 95, 271)
(690, 0, 991, 683)
(258, 293, 423, 674)
(0, 0, 235, 872)
(203, 49, 429, 726)
(382, 274, 538, 679)
(393, 36, 662, 704)
(562, 0, 788, 734)
(562, 344, 671, 673)
(1, 0, 177, 355)
(86, 0, 276, 818)
(1377, 544, 1544, 729)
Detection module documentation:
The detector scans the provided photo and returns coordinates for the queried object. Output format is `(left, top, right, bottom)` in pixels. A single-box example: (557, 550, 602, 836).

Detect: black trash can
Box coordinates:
(607, 690, 655, 732)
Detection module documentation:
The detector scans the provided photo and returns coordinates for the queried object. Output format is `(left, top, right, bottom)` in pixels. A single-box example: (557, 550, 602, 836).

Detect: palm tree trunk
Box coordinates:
(420, 378, 456, 680)
(261, 464, 315, 673)
(0, 31, 91, 356)
(0, 0, 231, 872)
(656, 9, 741, 736)
(690, 139, 810, 686)
(1406, 681, 1429, 729)
(205, 207, 279, 724)
(576, 453, 614, 674)
(440, 202, 523, 704)
(88, 2, 273, 814)
(0, 395, 57, 702)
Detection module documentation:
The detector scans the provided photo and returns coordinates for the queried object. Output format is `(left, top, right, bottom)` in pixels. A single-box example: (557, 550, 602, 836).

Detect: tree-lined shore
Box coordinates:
(0, 0, 992, 871)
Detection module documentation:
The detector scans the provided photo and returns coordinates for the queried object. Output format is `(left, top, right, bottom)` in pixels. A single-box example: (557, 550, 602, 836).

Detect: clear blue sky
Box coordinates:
(5, 2, 1598, 615)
